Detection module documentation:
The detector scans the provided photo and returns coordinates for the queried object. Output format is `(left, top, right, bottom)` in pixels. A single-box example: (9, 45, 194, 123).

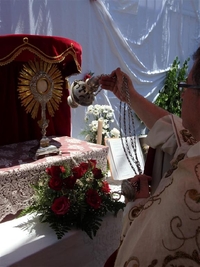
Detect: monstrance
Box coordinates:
(18, 59, 63, 159)
(0, 34, 82, 151)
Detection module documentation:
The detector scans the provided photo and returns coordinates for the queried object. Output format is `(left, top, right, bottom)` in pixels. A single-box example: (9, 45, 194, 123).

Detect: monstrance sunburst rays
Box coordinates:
(17, 59, 64, 159)
(18, 59, 63, 120)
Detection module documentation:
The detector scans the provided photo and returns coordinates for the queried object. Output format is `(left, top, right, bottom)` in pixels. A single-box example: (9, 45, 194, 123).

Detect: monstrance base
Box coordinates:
(30, 144, 61, 160)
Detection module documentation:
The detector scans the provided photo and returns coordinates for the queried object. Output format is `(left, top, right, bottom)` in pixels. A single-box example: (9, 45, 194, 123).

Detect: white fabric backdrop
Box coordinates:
(0, 0, 199, 139)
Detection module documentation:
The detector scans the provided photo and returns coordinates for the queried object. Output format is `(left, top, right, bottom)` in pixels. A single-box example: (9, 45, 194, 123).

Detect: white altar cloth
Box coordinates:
(0, 211, 122, 267)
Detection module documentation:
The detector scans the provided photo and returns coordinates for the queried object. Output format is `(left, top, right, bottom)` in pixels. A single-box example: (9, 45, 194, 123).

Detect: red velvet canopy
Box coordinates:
(0, 34, 82, 146)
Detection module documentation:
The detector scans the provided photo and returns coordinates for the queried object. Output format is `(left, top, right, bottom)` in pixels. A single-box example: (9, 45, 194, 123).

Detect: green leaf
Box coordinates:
(154, 57, 190, 117)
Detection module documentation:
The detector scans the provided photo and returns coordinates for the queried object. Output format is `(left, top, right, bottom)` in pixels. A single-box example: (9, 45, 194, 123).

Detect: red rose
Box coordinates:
(72, 166, 82, 179)
(63, 175, 77, 189)
(86, 189, 102, 209)
(72, 163, 89, 178)
(51, 196, 70, 215)
(46, 166, 62, 178)
(79, 162, 90, 173)
(88, 159, 97, 169)
(92, 167, 104, 179)
(60, 166, 66, 173)
(48, 176, 63, 191)
(101, 181, 110, 193)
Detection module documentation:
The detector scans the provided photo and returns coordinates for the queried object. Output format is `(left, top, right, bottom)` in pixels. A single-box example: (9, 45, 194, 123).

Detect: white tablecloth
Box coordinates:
(0, 210, 123, 267)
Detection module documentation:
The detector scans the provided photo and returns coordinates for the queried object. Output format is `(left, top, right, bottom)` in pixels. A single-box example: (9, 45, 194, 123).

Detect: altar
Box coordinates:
(0, 136, 123, 267)
(0, 34, 123, 267)
(0, 136, 109, 222)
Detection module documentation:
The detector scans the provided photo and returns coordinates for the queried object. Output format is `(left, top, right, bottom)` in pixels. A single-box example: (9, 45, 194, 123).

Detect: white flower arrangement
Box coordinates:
(81, 104, 120, 144)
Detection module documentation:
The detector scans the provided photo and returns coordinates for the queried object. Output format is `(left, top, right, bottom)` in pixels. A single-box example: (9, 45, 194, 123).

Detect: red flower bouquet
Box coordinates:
(21, 160, 125, 239)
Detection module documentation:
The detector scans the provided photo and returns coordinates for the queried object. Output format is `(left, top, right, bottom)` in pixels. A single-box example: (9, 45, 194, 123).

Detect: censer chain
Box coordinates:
(119, 75, 143, 176)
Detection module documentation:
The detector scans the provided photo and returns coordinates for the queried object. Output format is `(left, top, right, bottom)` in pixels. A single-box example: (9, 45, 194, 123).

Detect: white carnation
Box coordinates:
(110, 128, 120, 138)
(81, 104, 120, 144)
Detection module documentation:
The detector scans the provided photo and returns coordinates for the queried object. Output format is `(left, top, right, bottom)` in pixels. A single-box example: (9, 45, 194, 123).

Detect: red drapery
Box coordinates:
(0, 34, 82, 146)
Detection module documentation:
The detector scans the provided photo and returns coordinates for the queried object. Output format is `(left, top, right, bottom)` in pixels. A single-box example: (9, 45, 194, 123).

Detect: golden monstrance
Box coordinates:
(18, 59, 63, 159)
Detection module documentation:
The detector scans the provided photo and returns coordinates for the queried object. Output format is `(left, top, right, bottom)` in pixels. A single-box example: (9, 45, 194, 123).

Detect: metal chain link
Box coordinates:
(119, 75, 143, 176)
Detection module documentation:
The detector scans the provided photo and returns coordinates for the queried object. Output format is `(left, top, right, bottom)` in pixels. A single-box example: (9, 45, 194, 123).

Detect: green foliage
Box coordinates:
(154, 57, 190, 117)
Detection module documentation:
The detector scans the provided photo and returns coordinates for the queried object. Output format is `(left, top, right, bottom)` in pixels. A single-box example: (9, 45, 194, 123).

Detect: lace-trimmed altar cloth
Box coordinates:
(0, 136, 108, 222)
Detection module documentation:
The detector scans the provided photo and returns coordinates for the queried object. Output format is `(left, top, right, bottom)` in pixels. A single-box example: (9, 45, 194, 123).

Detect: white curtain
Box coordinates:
(0, 0, 199, 139)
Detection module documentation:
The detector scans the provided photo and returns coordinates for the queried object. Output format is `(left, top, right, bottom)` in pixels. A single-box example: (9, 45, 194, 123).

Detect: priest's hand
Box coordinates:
(129, 174, 152, 199)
